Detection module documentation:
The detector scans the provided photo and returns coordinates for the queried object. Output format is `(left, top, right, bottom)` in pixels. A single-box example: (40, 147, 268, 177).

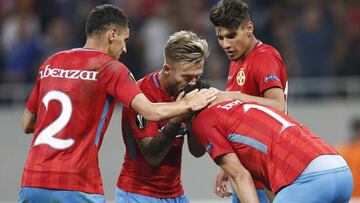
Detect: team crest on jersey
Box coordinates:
(237, 70, 246, 86)
(134, 114, 147, 130)
(128, 72, 136, 83)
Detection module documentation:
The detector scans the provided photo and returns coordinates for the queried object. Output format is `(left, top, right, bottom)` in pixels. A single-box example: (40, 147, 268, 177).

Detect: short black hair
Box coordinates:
(209, 0, 250, 30)
(183, 80, 211, 95)
(85, 4, 130, 37)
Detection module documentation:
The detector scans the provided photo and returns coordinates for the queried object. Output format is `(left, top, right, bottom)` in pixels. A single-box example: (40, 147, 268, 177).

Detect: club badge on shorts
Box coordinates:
(134, 114, 147, 130)
(237, 70, 246, 86)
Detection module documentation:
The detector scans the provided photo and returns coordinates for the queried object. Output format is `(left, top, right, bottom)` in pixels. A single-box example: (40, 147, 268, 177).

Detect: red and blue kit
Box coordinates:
(192, 100, 338, 193)
(117, 72, 185, 198)
(226, 41, 288, 99)
(22, 48, 142, 194)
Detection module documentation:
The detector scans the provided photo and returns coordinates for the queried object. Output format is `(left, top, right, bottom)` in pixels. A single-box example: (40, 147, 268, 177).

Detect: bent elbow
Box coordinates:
(231, 170, 252, 183)
(190, 150, 205, 158)
(23, 126, 34, 134)
(277, 105, 286, 113)
(273, 101, 286, 113)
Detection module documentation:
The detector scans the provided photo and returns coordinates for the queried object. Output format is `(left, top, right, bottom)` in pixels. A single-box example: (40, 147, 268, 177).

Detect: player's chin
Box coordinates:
(228, 54, 240, 61)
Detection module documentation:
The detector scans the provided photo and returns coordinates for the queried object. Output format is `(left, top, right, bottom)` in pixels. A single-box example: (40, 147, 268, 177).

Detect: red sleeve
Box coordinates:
(254, 52, 286, 93)
(122, 107, 159, 139)
(192, 109, 234, 160)
(25, 77, 40, 114)
(253, 180, 265, 189)
(100, 60, 142, 108)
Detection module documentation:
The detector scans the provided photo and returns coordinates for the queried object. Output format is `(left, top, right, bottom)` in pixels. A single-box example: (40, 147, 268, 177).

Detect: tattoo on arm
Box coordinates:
(137, 121, 181, 166)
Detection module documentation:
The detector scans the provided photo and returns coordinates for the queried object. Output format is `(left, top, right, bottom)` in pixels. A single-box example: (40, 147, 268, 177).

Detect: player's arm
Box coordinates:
(265, 188, 275, 202)
(225, 88, 285, 112)
(22, 108, 36, 134)
(131, 89, 217, 122)
(101, 62, 217, 122)
(215, 153, 259, 203)
(186, 121, 206, 158)
(136, 119, 181, 167)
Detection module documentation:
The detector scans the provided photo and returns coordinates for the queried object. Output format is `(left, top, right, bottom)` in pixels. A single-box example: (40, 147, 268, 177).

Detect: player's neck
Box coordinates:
(237, 36, 257, 62)
(83, 38, 108, 55)
(158, 71, 173, 97)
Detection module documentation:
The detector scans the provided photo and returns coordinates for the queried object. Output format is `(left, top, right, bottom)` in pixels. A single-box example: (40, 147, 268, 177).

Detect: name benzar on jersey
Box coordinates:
(39, 65, 98, 81)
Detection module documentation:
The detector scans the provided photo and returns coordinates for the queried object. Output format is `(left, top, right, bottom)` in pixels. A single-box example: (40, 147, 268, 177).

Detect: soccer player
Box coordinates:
(115, 31, 209, 203)
(209, 0, 288, 201)
(191, 95, 353, 203)
(19, 5, 216, 203)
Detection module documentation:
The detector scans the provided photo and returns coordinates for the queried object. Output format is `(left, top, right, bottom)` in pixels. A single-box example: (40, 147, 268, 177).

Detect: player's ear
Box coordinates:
(162, 63, 171, 75)
(108, 27, 117, 43)
(246, 21, 253, 36)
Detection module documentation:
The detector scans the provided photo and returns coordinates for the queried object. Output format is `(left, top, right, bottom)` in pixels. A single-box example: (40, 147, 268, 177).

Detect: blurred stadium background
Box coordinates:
(0, 0, 359, 202)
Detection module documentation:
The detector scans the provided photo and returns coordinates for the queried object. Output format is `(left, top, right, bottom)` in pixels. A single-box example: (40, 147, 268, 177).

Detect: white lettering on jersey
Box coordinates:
(39, 65, 98, 81)
(217, 100, 243, 110)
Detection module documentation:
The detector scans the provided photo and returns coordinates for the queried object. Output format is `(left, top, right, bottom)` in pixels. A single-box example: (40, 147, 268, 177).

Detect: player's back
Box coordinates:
(217, 100, 337, 192)
(22, 48, 138, 194)
(195, 100, 337, 193)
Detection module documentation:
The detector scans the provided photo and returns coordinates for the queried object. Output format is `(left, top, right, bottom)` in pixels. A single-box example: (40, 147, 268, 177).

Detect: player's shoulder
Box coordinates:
(46, 48, 116, 66)
(195, 100, 238, 123)
(253, 42, 282, 60)
(52, 48, 106, 58)
(137, 72, 159, 97)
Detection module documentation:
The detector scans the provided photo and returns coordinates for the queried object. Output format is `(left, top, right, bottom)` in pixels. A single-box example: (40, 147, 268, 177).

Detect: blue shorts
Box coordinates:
(274, 166, 353, 203)
(232, 189, 269, 203)
(115, 187, 189, 203)
(18, 187, 105, 203)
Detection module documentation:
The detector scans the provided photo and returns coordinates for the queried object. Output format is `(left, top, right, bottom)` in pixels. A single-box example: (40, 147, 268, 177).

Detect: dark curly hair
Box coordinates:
(209, 0, 250, 30)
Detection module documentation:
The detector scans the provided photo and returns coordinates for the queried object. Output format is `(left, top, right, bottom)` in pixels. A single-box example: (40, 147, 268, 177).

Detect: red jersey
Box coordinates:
(22, 48, 142, 194)
(117, 72, 185, 198)
(192, 100, 338, 193)
(226, 41, 288, 107)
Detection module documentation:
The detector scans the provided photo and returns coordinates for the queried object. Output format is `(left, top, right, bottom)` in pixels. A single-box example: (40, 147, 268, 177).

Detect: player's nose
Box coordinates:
(222, 38, 231, 50)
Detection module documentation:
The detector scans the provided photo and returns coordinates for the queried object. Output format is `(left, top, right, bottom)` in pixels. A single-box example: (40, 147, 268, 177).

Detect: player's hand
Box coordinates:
(182, 88, 217, 111)
(214, 168, 232, 198)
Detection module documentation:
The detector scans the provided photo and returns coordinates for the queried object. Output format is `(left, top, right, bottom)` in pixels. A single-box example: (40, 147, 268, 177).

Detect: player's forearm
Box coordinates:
(228, 92, 285, 112)
(131, 93, 190, 121)
(186, 123, 205, 157)
(229, 170, 260, 203)
(139, 121, 181, 167)
(148, 101, 190, 121)
(22, 108, 36, 134)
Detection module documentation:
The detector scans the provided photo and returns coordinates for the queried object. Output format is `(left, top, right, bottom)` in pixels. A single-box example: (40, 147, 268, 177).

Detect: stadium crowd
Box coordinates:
(0, 0, 359, 84)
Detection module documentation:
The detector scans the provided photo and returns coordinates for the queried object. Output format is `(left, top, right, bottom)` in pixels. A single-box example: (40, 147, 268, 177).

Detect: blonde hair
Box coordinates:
(164, 30, 209, 64)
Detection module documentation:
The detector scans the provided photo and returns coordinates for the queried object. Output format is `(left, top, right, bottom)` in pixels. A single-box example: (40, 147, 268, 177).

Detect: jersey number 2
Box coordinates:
(33, 90, 74, 149)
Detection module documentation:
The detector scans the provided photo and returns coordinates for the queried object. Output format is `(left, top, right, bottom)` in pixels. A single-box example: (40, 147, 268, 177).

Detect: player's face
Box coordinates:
(215, 22, 253, 61)
(108, 27, 129, 59)
(167, 60, 204, 97)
